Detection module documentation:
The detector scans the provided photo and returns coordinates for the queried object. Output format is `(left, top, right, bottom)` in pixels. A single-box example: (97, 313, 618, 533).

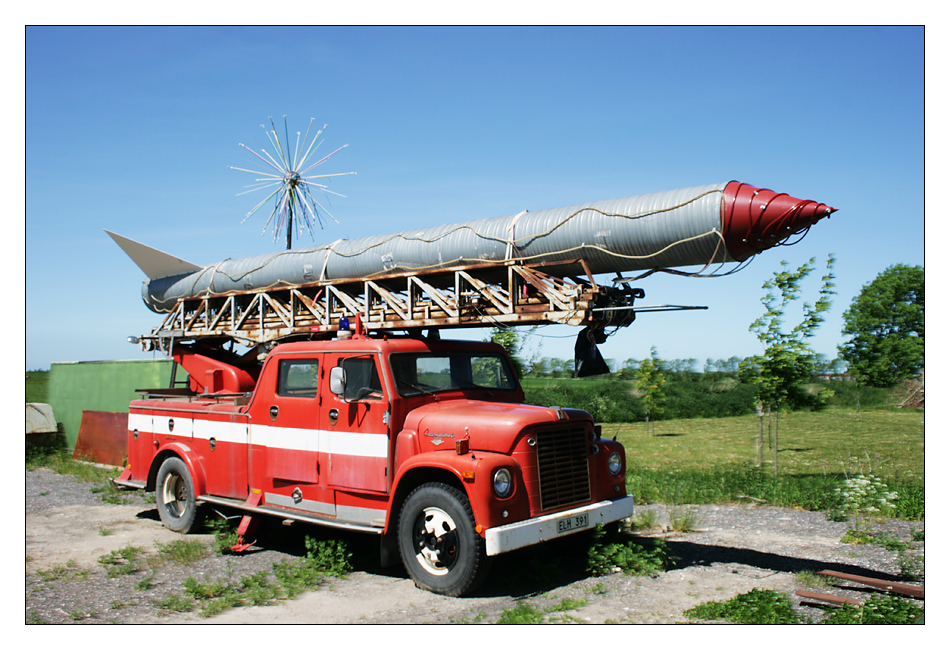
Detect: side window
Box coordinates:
(341, 356, 383, 401)
(277, 359, 319, 398)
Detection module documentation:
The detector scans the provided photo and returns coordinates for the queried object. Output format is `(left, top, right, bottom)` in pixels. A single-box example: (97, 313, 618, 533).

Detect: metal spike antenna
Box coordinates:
(229, 117, 355, 249)
(297, 119, 327, 171)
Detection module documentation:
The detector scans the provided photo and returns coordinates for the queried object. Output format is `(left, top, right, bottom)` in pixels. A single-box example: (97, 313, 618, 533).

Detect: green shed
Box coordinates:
(48, 359, 179, 449)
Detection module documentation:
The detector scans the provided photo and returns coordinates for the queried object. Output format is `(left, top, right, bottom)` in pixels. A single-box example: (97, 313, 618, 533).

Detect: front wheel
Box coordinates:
(397, 482, 490, 596)
(155, 456, 200, 533)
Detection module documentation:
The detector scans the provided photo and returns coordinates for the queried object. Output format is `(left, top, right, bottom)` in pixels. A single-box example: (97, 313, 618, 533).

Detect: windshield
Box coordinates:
(390, 351, 517, 397)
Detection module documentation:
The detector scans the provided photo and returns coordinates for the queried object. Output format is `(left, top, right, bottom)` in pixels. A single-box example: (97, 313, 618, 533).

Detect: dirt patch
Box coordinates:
(26, 502, 202, 573)
(25, 469, 923, 624)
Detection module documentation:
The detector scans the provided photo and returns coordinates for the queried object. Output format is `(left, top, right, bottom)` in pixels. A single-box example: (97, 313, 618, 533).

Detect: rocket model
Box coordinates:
(108, 181, 835, 314)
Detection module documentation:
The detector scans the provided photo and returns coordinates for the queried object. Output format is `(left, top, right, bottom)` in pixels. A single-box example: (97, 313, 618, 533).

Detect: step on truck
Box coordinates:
(114, 326, 631, 596)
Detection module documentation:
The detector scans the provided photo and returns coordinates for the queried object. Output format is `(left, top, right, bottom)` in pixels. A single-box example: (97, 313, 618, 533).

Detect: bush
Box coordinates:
(821, 380, 889, 409)
(521, 373, 910, 422)
(522, 381, 643, 423)
(663, 380, 758, 419)
(523, 377, 760, 422)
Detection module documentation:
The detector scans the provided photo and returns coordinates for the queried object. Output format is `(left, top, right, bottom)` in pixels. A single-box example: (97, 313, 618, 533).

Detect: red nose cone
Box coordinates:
(721, 181, 835, 261)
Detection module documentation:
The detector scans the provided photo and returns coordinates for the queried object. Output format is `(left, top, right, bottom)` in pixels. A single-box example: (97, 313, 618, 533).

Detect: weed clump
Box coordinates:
(36, 560, 88, 583)
(304, 537, 353, 577)
(494, 598, 588, 624)
(204, 516, 241, 554)
(586, 525, 674, 577)
(154, 539, 208, 564)
(97, 545, 145, 577)
(496, 602, 545, 624)
(820, 594, 923, 625)
(686, 588, 924, 625)
(149, 536, 353, 618)
(685, 588, 801, 624)
(837, 527, 925, 581)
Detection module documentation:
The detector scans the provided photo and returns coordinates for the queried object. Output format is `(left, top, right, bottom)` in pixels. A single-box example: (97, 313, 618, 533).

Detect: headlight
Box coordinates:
(492, 468, 513, 498)
(607, 451, 623, 476)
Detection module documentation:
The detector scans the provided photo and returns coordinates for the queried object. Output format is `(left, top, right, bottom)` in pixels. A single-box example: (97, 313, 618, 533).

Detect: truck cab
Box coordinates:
(115, 333, 631, 596)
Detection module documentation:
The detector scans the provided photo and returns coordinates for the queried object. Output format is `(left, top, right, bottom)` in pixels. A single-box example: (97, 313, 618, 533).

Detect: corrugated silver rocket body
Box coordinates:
(143, 183, 732, 313)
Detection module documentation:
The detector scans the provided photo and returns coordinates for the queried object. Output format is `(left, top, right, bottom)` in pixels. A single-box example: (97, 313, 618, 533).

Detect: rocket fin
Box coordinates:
(105, 230, 202, 280)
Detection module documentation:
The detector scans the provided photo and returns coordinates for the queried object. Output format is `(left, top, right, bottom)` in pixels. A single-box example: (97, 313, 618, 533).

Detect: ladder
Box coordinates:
(135, 258, 701, 353)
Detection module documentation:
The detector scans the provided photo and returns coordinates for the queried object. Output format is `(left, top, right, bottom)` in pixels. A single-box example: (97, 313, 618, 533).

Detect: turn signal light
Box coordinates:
(456, 439, 469, 454)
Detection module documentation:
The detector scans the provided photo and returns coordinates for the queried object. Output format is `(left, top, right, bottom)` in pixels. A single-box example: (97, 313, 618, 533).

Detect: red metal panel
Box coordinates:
(197, 438, 249, 500)
(326, 452, 385, 492)
(126, 412, 154, 482)
(73, 410, 129, 467)
(265, 448, 320, 484)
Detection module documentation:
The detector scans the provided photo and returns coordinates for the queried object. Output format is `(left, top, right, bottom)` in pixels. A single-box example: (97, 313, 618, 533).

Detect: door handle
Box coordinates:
(269, 405, 279, 421)
(328, 408, 339, 425)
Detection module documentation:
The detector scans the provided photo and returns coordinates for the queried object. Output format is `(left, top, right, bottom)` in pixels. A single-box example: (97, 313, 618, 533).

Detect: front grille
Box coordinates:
(535, 425, 591, 511)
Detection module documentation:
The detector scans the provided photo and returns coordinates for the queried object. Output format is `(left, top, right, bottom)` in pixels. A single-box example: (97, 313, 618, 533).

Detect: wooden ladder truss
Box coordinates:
(137, 260, 645, 353)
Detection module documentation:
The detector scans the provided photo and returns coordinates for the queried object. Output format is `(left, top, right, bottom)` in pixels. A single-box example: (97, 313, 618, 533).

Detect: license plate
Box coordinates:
(557, 512, 589, 534)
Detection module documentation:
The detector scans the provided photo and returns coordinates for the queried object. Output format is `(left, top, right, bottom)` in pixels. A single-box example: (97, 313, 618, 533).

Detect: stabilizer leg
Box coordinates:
(230, 514, 260, 553)
(230, 492, 263, 552)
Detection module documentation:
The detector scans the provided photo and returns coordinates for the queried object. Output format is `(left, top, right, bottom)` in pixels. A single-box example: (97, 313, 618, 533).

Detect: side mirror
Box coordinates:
(329, 367, 346, 396)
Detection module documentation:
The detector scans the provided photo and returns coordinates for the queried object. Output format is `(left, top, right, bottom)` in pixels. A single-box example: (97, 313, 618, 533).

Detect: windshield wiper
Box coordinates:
(396, 377, 437, 397)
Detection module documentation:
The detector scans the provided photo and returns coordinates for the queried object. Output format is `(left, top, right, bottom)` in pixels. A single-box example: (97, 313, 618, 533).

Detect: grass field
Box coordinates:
(26, 370, 49, 403)
(602, 408, 924, 520)
(604, 409, 924, 479)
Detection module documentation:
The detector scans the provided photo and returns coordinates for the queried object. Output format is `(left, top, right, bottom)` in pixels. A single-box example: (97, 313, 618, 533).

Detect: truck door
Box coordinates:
(324, 352, 390, 493)
(257, 355, 323, 486)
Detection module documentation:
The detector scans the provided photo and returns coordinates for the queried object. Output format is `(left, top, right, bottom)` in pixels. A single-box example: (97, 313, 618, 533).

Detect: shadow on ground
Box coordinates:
(664, 537, 907, 582)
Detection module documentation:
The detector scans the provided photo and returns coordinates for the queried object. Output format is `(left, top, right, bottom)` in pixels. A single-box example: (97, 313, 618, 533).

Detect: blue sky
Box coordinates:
(25, 26, 925, 372)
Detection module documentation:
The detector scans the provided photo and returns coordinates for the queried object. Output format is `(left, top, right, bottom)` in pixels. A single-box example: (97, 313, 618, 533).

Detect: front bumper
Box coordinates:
(484, 496, 634, 556)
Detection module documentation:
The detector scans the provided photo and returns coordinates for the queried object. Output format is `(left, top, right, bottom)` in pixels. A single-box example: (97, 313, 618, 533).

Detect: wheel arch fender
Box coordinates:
(147, 442, 207, 496)
(386, 454, 474, 534)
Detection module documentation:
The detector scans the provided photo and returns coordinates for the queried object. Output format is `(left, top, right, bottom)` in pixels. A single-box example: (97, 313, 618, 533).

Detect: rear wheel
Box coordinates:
(155, 456, 200, 533)
(397, 482, 490, 596)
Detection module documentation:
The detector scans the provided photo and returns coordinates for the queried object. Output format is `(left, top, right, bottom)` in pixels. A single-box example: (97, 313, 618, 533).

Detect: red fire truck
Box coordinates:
(114, 326, 631, 596)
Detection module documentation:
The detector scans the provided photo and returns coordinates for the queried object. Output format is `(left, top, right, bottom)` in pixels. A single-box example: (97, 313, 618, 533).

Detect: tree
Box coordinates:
(616, 358, 640, 380)
(488, 327, 529, 379)
(634, 347, 667, 435)
(741, 255, 836, 474)
(839, 264, 924, 387)
(722, 356, 742, 375)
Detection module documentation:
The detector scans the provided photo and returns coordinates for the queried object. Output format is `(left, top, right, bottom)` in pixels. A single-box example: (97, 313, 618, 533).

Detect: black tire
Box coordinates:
(155, 456, 200, 533)
(397, 482, 490, 597)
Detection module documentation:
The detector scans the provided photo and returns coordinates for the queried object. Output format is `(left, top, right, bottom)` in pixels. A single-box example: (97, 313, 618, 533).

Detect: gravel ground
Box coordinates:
(25, 468, 924, 624)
